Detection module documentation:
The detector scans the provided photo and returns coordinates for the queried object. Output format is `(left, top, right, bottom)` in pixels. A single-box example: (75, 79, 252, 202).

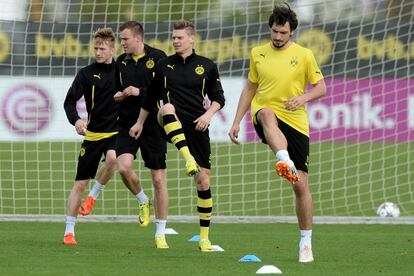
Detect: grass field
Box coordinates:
(1, 141, 413, 275)
(0, 221, 413, 275)
(1, 141, 413, 217)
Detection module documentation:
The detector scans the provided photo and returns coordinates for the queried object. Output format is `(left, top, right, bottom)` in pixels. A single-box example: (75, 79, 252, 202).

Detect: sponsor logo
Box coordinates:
(1, 84, 52, 135)
(0, 32, 10, 63)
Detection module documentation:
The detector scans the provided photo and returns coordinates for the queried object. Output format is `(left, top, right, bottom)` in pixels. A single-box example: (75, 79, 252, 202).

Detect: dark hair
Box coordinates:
(268, 2, 298, 31)
(119, 21, 144, 37)
(93, 27, 116, 47)
(173, 19, 196, 36)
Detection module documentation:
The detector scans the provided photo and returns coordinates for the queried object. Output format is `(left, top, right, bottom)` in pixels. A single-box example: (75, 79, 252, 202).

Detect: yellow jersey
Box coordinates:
(248, 42, 323, 136)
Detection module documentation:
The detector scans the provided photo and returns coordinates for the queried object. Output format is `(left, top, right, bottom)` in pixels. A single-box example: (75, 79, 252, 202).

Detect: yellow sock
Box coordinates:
(200, 227, 209, 240)
(163, 115, 192, 161)
(197, 189, 212, 240)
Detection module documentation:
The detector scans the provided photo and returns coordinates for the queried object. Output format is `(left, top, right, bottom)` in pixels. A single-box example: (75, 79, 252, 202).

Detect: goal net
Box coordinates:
(0, 0, 413, 220)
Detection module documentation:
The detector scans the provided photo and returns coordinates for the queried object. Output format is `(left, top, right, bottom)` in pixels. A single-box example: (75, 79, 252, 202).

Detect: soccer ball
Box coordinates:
(376, 202, 400, 218)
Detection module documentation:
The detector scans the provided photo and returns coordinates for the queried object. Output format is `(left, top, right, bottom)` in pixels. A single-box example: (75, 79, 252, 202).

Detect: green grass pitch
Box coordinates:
(0, 141, 413, 275)
(0, 221, 413, 275)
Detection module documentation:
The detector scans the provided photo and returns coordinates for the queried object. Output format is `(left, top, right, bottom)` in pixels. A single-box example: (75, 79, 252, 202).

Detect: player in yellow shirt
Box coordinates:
(229, 3, 326, 263)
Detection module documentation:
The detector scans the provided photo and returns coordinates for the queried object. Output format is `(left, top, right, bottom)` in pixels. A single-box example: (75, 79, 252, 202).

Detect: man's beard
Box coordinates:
(272, 39, 289, 49)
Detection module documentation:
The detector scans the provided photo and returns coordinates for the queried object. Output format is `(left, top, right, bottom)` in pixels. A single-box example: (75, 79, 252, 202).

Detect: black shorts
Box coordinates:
(116, 121, 167, 170)
(161, 123, 211, 170)
(75, 135, 117, 181)
(253, 113, 309, 172)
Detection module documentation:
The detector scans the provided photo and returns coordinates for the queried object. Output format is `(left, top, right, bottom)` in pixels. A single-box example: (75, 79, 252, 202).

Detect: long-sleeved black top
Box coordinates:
(143, 51, 225, 126)
(64, 60, 118, 133)
(116, 44, 166, 128)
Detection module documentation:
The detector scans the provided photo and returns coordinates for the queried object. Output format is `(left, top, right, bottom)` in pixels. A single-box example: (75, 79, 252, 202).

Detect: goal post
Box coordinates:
(0, 0, 413, 220)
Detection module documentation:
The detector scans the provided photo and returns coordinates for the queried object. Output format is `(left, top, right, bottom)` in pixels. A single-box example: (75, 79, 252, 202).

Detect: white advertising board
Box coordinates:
(0, 76, 247, 142)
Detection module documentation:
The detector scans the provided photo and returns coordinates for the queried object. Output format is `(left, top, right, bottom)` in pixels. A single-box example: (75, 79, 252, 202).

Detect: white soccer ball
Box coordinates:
(376, 202, 400, 218)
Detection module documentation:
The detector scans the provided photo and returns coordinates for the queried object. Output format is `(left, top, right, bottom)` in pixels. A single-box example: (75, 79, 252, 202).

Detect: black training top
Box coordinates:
(143, 50, 225, 126)
(64, 60, 118, 133)
(116, 44, 166, 128)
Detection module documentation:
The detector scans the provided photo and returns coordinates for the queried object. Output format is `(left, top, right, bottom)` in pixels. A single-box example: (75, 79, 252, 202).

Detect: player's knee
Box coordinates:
(258, 109, 276, 125)
(117, 164, 131, 177)
(292, 181, 310, 197)
(105, 157, 117, 171)
(151, 176, 165, 188)
(159, 103, 175, 116)
(259, 108, 274, 117)
(73, 180, 88, 194)
(195, 171, 210, 190)
(258, 108, 275, 122)
(152, 181, 166, 194)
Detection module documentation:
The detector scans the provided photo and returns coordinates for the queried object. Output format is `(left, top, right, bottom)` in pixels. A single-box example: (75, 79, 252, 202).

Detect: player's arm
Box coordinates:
(195, 63, 225, 132)
(129, 64, 163, 139)
(228, 80, 258, 144)
(284, 79, 326, 111)
(114, 86, 143, 101)
(194, 101, 222, 132)
(129, 108, 149, 140)
(113, 58, 140, 102)
(113, 59, 125, 102)
(303, 79, 326, 102)
(123, 86, 141, 97)
(63, 71, 87, 135)
(285, 50, 327, 111)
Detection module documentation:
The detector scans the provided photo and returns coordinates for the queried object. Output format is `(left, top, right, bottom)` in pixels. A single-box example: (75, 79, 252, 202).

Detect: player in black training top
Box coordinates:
(130, 20, 225, 252)
(112, 21, 170, 248)
(63, 28, 118, 245)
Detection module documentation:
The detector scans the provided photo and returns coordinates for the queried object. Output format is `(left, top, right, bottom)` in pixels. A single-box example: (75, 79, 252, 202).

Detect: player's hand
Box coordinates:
(228, 124, 240, 144)
(75, 119, 87, 136)
(114, 91, 127, 102)
(129, 122, 143, 140)
(193, 113, 212, 132)
(124, 86, 140, 97)
(285, 95, 306, 111)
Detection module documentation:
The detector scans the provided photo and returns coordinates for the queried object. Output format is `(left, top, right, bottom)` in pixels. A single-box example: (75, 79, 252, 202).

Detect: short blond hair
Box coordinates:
(93, 27, 116, 48)
(173, 19, 196, 36)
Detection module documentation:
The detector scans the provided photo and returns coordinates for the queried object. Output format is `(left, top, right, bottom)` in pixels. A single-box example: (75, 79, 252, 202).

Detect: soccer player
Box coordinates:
(228, 3, 326, 263)
(130, 20, 225, 252)
(62, 28, 118, 245)
(110, 21, 169, 248)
